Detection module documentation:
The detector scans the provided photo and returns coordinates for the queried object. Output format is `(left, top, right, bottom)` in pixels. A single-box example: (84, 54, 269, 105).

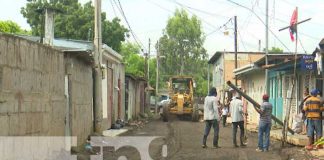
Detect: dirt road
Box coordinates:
(100, 116, 311, 160)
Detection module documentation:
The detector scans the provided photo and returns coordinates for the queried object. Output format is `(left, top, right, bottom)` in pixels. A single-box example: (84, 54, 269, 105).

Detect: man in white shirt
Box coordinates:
(229, 94, 246, 147)
(202, 87, 221, 148)
(221, 107, 229, 127)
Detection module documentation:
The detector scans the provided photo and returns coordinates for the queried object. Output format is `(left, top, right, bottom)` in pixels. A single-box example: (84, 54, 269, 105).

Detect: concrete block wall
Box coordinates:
(66, 56, 93, 144)
(0, 34, 65, 136)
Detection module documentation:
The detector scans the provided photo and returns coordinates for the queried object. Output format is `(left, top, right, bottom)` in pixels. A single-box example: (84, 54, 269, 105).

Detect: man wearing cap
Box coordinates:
(304, 89, 323, 150)
(255, 94, 273, 152)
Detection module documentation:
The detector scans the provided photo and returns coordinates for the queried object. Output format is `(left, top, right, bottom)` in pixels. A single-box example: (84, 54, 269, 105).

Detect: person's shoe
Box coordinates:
(305, 145, 313, 150)
(202, 145, 207, 148)
(234, 144, 239, 148)
(240, 144, 247, 147)
(213, 145, 221, 149)
(255, 148, 264, 152)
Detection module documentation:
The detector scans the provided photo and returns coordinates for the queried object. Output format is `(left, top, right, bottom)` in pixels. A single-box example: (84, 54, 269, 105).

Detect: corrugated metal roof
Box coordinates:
(17, 35, 93, 51)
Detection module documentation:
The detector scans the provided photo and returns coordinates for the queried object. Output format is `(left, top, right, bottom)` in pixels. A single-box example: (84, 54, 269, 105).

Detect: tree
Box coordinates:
(120, 43, 145, 77)
(0, 20, 30, 34)
(157, 9, 208, 96)
(264, 47, 283, 53)
(21, 0, 128, 52)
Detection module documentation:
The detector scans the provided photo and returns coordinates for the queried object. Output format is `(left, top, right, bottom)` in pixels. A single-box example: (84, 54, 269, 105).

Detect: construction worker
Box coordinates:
(202, 87, 221, 149)
(229, 92, 247, 148)
(304, 89, 324, 150)
(255, 94, 273, 152)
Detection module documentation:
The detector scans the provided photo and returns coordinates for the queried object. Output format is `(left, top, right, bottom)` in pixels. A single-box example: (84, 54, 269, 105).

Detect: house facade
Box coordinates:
(101, 45, 125, 130)
(208, 51, 264, 102)
(235, 53, 323, 127)
(125, 74, 148, 120)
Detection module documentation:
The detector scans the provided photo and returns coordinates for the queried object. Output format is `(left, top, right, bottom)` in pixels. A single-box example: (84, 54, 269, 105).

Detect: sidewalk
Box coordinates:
(225, 117, 308, 146)
(244, 120, 324, 159)
(245, 123, 308, 146)
(102, 128, 129, 137)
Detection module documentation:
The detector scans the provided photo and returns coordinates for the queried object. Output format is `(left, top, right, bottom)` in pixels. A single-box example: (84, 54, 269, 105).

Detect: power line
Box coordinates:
(114, 0, 147, 52)
(206, 18, 233, 37)
(146, 0, 174, 13)
(171, 0, 225, 31)
(227, 0, 291, 52)
(298, 37, 307, 53)
(174, 1, 230, 18)
(238, 31, 247, 51)
(109, 0, 117, 17)
(254, 5, 321, 41)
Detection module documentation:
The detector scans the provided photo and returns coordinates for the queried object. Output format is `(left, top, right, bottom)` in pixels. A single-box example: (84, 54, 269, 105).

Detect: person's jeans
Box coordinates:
(307, 119, 322, 138)
(202, 119, 219, 146)
(258, 122, 271, 151)
(222, 115, 227, 127)
(232, 121, 245, 145)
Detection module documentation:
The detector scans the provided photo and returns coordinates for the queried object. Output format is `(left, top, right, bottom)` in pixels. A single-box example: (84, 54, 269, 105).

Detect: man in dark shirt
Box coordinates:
(255, 94, 273, 152)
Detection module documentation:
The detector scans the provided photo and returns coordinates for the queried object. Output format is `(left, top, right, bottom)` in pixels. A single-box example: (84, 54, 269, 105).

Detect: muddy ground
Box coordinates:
(78, 115, 313, 160)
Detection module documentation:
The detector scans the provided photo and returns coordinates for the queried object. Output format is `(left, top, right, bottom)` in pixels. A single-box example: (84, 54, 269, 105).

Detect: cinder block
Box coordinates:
(0, 115, 9, 135)
(25, 113, 33, 134)
(9, 99, 19, 114)
(18, 40, 28, 69)
(26, 45, 36, 71)
(32, 46, 38, 71)
(12, 69, 21, 91)
(2, 67, 12, 91)
(31, 113, 41, 134)
(0, 36, 7, 65)
(41, 113, 50, 134)
(18, 113, 27, 135)
(6, 38, 15, 67)
(0, 66, 3, 90)
(9, 114, 19, 135)
(0, 101, 8, 113)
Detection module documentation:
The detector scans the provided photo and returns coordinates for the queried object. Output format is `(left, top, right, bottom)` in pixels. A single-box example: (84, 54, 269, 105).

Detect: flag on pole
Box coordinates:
(289, 8, 298, 41)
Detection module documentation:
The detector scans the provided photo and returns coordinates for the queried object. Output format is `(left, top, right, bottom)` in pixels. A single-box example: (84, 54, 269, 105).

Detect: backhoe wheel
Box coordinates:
(192, 103, 199, 122)
(162, 105, 169, 122)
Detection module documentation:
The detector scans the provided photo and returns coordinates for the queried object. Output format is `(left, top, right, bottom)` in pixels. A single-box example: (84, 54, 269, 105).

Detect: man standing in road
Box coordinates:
(304, 89, 323, 150)
(202, 87, 221, 148)
(221, 106, 229, 127)
(255, 94, 273, 152)
(229, 91, 246, 147)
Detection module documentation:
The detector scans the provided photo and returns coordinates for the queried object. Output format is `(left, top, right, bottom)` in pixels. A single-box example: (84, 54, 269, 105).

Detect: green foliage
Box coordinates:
(0, 20, 31, 34)
(148, 59, 157, 87)
(264, 47, 283, 53)
(120, 43, 145, 77)
(158, 9, 208, 96)
(21, 0, 128, 52)
(314, 137, 324, 146)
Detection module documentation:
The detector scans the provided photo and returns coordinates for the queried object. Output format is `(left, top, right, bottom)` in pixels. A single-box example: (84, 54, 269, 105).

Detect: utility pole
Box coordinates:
(94, 0, 103, 133)
(148, 38, 151, 80)
(265, 0, 269, 94)
(278, 7, 309, 147)
(207, 63, 210, 95)
(155, 41, 159, 114)
(180, 45, 184, 75)
(144, 51, 148, 80)
(234, 16, 238, 86)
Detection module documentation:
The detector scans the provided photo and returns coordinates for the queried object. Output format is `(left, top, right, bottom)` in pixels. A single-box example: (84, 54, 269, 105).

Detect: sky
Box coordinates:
(0, 0, 323, 58)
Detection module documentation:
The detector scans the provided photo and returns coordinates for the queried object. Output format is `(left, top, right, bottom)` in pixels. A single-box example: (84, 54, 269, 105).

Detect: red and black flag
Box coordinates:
(289, 8, 298, 41)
